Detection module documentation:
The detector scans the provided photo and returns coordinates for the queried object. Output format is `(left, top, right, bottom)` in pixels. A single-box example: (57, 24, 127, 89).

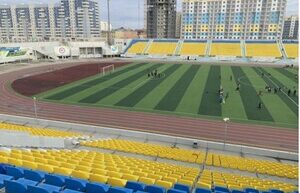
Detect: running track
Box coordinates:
(0, 61, 298, 152)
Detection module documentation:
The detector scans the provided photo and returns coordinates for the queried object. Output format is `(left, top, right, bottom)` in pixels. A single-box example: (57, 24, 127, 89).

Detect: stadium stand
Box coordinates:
(126, 40, 148, 55)
(81, 139, 298, 179)
(80, 139, 206, 164)
(283, 43, 298, 58)
(210, 41, 242, 57)
(206, 153, 298, 179)
(146, 40, 178, 55)
(245, 41, 282, 57)
(196, 170, 297, 192)
(0, 123, 83, 138)
(180, 41, 207, 56)
(0, 149, 199, 190)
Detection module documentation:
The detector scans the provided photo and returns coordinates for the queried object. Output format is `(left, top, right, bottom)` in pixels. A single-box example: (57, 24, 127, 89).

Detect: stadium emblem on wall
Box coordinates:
(59, 47, 66, 54)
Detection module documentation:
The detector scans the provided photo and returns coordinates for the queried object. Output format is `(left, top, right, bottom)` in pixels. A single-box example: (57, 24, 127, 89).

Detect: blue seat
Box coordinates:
(195, 188, 212, 193)
(145, 185, 165, 193)
(174, 184, 190, 193)
(135, 191, 148, 193)
(45, 174, 68, 187)
(245, 188, 259, 193)
(65, 178, 88, 191)
(86, 182, 110, 193)
(0, 164, 7, 174)
(0, 174, 13, 188)
(24, 169, 46, 182)
(215, 186, 230, 193)
(167, 188, 187, 193)
(270, 190, 284, 193)
(108, 187, 134, 193)
(6, 166, 24, 179)
(54, 190, 83, 193)
(4, 178, 38, 193)
(28, 184, 61, 193)
(232, 190, 245, 193)
(125, 181, 146, 191)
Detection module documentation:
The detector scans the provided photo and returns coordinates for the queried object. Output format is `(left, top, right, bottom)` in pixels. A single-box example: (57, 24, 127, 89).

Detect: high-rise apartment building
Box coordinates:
(282, 15, 298, 40)
(181, 0, 287, 40)
(0, 0, 100, 42)
(145, 0, 177, 38)
(175, 12, 182, 39)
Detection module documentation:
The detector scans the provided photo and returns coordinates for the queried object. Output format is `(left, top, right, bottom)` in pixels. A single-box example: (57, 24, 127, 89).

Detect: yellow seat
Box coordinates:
(177, 179, 193, 186)
(22, 161, 38, 169)
(107, 171, 123, 178)
(89, 174, 108, 184)
(139, 177, 155, 185)
(155, 180, 173, 189)
(37, 164, 54, 173)
(0, 156, 8, 163)
(122, 174, 139, 181)
(8, 158, 23, 166)
(92, 168, 107, 175)
(71, 170, 90, 180)
(107, 177, 127, 187)
(53, 167, 73, 176)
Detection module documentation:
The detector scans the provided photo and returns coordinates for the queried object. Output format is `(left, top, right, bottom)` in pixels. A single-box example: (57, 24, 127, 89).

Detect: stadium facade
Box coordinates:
(0, 0, 100, 43)
(181, 0, 287, 40)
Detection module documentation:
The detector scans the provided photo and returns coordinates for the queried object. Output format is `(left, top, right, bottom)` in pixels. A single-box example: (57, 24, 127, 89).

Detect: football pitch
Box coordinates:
(36, 62, 298, 128)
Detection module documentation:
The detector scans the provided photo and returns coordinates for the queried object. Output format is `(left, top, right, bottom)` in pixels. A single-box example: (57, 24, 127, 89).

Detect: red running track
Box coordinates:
(0, 61, 298, 152)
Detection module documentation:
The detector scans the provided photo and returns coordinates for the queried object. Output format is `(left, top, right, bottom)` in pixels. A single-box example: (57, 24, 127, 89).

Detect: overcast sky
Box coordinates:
(1, 0, 299, 29)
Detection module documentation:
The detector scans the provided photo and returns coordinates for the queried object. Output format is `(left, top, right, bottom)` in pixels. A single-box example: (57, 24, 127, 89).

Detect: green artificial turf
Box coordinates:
(36, 63, 299, 128)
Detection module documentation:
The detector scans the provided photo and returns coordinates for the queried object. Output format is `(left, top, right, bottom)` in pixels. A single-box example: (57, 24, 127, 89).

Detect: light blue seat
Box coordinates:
(174, 183, 190, 193)
(6, 166, 24, 179)
(28, 184, 61, 193)
(195, 188, 212, 193)
(24, 169, 46, 182)
(108, 186, 134, 193)
(145, 185, 165, 193)
(65, 178, 88, 191)
(86, 182, 110, 193)
(4, 178, 38, 193)
(45, 174, 68, 187)
(0, 174, 13, 188)
(167, 189, 186, 193)
(125, 181, 146, 192)
(135, 191, 148, 193)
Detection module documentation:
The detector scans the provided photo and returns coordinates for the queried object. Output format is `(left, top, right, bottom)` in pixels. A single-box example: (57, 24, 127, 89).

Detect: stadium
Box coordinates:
(0, 0, 299, 193)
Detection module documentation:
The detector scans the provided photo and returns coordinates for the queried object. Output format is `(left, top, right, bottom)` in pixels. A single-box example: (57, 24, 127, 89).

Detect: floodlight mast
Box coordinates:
(107, 0, 111, 46)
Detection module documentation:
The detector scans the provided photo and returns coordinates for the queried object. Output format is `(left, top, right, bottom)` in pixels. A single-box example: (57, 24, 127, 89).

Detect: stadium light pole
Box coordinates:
(223, 118, 230, 148)
(33, 97, 37, 121)
(107, 0, 111, 46)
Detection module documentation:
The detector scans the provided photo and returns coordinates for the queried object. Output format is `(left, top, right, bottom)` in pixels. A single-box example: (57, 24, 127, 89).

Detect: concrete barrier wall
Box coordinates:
(0, 114, 298, 160)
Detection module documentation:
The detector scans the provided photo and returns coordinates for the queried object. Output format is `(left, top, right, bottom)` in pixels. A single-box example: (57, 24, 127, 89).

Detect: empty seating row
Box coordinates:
(80, 139, 206, 164)
(196, 170, 297, 193)
(0, 123, 83, 138)
(206, 153, 298, 179)
(210, 43, 242, 57)
(245, 43, 282, 57)
(147, 42, 177, 55)
(127, 42, 148, 54)
(283, 44, 298, 58)
(80, 139, 297, 179)
(180, 42, 206, 56)
(0, 164, 190, 193)
(0, 149, 199, 188)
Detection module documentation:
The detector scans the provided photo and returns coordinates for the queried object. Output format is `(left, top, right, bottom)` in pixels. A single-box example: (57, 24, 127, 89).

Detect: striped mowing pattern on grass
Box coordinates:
(154, 65, 201, 111)
(231, 66, 274, 122)
(275, 68, 298, 83)
(115, 64, 181, 107)
(255, 67, 298, 115)
(79, 63, 162, 104)
(45, 63, 146, 100)
(198, 65, 222, 116)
